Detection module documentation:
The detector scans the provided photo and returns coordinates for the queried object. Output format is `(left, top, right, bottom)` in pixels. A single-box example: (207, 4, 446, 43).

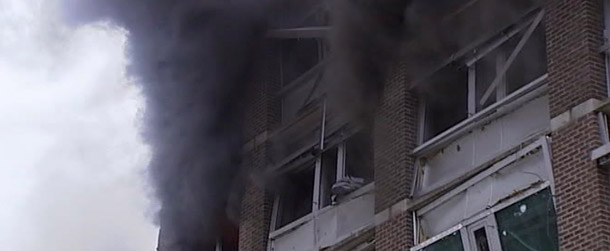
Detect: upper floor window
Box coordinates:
(419, 11, 547, 142)
(278, 38, 326, 123)
(272, 131, 373, 230)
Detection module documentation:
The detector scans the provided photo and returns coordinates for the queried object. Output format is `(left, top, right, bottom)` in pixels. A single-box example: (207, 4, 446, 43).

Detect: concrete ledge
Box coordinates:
(550, 98, 603, 131)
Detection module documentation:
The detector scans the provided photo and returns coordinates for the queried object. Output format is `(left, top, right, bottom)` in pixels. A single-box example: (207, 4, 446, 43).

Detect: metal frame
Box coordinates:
(415, 73, 548, 157)
(411, 181, 552, 251)
(417, 9, 547, 153)
(418, 138, 546, 215)
(268, 125, 375, 244)
(411, 136, 556, 250)
(480, 10, 545, 106)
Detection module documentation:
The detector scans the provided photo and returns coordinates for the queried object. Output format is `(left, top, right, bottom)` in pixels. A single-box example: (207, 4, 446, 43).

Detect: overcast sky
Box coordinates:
(0, 0, 159, 250)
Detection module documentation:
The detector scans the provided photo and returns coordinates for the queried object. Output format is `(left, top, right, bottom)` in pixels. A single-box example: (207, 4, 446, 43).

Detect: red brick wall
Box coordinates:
(374, 62, 418, 250)
(545, 0, 606, 118)
(545, 0, 610, 250)
(239, 44, 281, 251)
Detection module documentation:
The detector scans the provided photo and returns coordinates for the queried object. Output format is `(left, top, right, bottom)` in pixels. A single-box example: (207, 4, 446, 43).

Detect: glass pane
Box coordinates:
(422, 231, 464, 251)
(495, 188, 559, 251)
(473, 228, 490, 251)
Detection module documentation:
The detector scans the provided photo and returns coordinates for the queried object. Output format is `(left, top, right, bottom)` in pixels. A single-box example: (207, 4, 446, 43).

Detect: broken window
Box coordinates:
(419, 11, 547, 142)
(505, 24, 547, 95)
(422, 231, 464, 251)
(275, 167, 315, 229)
(272, 130, 374, 229)
(495, 188, 558, 251)
(280, 38, 322, 86)
(279, 38, 325, 123)
(320, 147, 338, 207)
(345, 131, 374, 184)
(422, 65, 469, 141)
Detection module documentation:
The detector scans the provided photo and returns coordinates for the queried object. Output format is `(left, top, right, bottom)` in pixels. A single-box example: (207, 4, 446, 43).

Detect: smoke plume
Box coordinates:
(62, 0, 272, 249)
(60, 0, 542, 250)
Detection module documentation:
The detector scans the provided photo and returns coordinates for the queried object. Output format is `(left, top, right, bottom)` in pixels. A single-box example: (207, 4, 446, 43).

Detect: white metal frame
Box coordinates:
(418, 10, 546, 147)
(268, 129, 374, 240)
(410, 181, 552, 251)
(411, 137, 555, 251)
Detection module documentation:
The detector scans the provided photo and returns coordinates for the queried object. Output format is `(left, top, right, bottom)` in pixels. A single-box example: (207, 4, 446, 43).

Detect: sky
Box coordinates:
(0, 0, 159, 250)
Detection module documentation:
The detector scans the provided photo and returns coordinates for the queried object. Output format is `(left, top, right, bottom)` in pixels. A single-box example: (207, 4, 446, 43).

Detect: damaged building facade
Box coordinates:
(159, 0, 610, 250)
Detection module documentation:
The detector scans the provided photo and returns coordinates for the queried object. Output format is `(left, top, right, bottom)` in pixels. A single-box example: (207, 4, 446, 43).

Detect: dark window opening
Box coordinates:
(423, 65, 469, 141)
(475, 50, 499, 111)
(279, 38, 324, 123)
(276, 168, 315, 229)
(505, 24, 547, 94)
(280, 38, 322, 86)
(345, 131, 374, 184)
(473, 228, 491, 251)
(320, 147, 338, 207)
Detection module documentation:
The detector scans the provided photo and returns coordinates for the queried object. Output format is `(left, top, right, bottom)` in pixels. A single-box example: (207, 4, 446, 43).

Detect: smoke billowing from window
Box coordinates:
(60, 0, 541, 250)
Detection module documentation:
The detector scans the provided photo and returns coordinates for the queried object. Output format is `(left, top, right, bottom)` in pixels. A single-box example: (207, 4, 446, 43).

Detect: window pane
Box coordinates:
(495, 188, 558, 251)
(422, 65, 469, 141)
(276, 168, 315, 229)
(422, 231, 464, 251)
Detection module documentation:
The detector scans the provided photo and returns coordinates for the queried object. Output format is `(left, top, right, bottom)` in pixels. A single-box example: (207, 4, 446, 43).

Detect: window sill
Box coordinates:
(269, 183, 375, 240)
(413, 74, 548, 157)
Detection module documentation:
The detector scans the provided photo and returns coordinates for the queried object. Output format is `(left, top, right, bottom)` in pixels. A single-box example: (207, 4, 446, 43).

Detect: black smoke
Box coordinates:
(62, 0, 272, 249)
(59, 0, 541, 250)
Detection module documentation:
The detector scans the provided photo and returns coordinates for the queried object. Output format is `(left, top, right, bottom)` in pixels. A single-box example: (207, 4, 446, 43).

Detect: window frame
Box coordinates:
(411, 182, 553, 251)
(417, 10, 547, 145)
(269, 129, 374, 234)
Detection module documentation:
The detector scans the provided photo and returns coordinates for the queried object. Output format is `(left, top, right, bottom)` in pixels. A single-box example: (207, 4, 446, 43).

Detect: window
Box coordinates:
(421, 65, 469, 141)
(275, 167, 315, 229)
(272, 131, 374, 230)
(495, 188, 558, 251)
(413, 188, 558, 251)
(420, 11, 547, 142)
(279, 38, 325, 123)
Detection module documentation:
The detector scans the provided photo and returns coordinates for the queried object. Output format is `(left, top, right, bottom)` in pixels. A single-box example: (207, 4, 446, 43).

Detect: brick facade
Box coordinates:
(239, 44, 281, 251)
(234, 1, 610, 250)
(373, 62, 418, 250)
(544, 0, 610, 250)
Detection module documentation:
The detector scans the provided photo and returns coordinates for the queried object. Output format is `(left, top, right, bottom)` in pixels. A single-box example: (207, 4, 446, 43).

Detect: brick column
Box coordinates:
(544, 0, 610, 250)
(374, 62, 419, 250)
(238, 44, 281, 251)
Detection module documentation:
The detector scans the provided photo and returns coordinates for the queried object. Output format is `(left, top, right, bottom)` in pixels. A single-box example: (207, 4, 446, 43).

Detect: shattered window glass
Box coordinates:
(422, 231, 464, 251)
(495, 188, 559, 251)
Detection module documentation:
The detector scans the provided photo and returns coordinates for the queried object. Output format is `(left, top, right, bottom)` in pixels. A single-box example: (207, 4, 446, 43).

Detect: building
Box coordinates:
(162, 0, 610, 250)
